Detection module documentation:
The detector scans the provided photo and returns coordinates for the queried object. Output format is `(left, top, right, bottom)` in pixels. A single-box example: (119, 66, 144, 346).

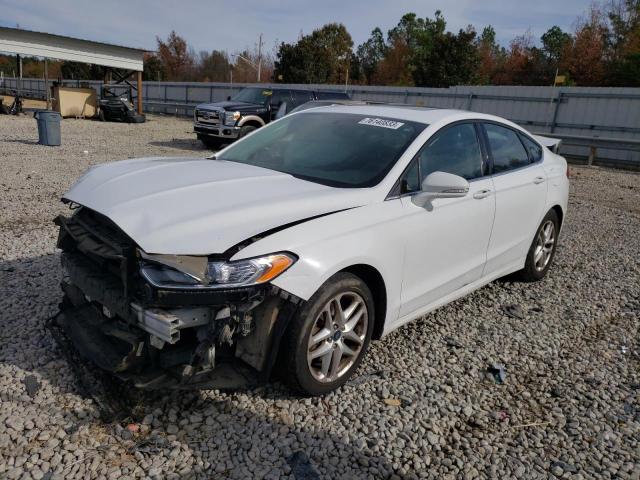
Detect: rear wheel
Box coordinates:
(517, 209, 560, 282)
(282, 273, 374, 396)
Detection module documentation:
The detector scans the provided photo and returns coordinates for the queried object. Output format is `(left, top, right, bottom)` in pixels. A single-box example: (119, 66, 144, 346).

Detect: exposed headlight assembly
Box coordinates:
(223, 111, 241, 126)
(140, 253, 296, 289)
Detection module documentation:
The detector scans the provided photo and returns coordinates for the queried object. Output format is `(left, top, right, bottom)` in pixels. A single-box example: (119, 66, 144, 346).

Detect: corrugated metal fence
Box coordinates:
(2, 76, 639, 166)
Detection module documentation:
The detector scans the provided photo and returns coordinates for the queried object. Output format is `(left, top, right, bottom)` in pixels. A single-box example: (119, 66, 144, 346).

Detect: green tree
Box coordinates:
(475, 26, 506, 84)
(60, 61, 104, 80)
(142, 53, 164, 81)
(355, 28, 387, 84)
(274, 23, 353, 84)
(198, 50, 231, 82)
(386, 11, 479, 87)
(541, 26, 573, 66)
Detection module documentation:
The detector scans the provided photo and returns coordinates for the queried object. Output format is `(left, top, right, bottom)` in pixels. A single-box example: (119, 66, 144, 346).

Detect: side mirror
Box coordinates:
(412, 171, 469, 207)
(226, 95, 231, 101)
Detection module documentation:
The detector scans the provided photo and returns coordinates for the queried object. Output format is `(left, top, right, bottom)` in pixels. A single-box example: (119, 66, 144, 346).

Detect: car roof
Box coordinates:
(301, 104, 516, 127)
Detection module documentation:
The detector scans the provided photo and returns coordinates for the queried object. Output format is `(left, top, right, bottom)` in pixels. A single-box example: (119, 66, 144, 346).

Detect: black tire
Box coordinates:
(126, 114, 146, 124)
(282, 272, 374, 396)
(238, 125, 257, 138)
(517, 209, 560, 282)
(198, 135, 222, 150)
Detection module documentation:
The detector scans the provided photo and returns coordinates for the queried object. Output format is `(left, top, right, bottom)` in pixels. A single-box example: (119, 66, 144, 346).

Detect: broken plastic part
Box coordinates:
(138, 251, 209, 283)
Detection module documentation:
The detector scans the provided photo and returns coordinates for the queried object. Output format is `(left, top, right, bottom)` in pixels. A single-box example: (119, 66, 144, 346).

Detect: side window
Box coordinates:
(520, 134, 543, 163)
(269, 90, 291, 107)
(419, 123, 483, 180)
(484, 124, 530, 173)
(291, 90, 314, 106)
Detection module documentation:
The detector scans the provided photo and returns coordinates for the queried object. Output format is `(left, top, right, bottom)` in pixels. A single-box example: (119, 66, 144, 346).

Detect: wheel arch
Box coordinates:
(550, 204, 564, 228)
(339, 264, 387, 340)
(238, 116, 265, 128)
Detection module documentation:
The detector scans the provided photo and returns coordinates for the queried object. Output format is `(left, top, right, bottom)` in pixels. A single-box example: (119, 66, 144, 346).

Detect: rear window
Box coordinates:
(218, 112, 426, 188)
(485, 123, 530, 173)
(520, 134, 543, 162)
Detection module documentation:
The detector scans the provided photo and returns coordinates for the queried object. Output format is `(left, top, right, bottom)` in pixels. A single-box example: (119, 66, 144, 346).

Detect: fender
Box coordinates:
(238, 115, 266, 128)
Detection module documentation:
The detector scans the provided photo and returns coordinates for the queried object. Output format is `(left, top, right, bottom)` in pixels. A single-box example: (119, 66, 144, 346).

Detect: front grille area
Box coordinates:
(55, 208, 137, 296)
(196, 109, 221, 125)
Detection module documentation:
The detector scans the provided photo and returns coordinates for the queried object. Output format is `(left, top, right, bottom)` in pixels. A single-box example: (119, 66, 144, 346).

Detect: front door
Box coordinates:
(399, 122, 496, 318)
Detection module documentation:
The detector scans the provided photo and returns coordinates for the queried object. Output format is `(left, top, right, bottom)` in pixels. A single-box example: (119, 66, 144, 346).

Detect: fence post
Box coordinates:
(185, 85, 189, 116)
(466, 93, 474, 110)
(164, 84, 168, 115)
(550, 92, 563, 133)
(587, 146, 597, 165)
(209, 86, 213, 102)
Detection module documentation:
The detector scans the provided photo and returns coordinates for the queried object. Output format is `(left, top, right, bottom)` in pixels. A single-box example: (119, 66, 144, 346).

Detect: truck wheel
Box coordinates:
(282, 272, 374, 396)
(198, 135, 222, 150)
(239, 125, 257, 138)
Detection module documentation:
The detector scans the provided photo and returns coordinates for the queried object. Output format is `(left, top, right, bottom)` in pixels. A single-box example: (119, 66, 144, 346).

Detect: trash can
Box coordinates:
(34, 110, 61, 146)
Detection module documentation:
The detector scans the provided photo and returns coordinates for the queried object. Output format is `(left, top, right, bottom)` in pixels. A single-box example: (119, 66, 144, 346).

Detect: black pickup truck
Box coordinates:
(193, 87, 349, 148)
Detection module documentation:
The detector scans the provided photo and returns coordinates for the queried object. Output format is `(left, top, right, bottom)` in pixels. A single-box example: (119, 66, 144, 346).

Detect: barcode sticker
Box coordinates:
(358, 117, 405, 129)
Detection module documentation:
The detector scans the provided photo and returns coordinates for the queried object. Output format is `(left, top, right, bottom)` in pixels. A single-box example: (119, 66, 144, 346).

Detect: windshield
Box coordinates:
(230, 88, 272, 105)
(217, 112, 426, 188)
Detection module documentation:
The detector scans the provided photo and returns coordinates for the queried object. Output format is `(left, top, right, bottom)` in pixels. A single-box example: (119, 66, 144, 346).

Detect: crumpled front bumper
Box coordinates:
(52, 211, 301, 390)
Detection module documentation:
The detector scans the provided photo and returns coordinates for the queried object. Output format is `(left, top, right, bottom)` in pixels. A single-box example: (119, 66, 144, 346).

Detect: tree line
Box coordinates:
(1, 1, 638, 87)
(275, 2, 639, 87)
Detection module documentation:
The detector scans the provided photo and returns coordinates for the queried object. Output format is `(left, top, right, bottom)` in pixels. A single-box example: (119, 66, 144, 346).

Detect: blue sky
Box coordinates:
(1, 0, 593, 55)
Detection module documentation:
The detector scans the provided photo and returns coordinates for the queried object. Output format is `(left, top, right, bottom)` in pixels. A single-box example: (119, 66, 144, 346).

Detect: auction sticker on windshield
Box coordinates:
(358, 117, 405, 129)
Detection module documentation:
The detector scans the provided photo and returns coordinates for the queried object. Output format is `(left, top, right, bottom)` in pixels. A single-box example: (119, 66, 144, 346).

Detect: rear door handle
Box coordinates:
(473, 189, 492, 199)
(533, 176, 546, 184)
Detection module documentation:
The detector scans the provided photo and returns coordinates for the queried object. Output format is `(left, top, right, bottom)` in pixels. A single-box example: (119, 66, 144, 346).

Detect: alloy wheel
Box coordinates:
(307, 292, 368, 383)
(534, 220, 556, 271)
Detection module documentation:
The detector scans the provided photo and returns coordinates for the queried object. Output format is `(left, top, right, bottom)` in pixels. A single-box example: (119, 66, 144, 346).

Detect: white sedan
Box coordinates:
(55, 105, 569, 395)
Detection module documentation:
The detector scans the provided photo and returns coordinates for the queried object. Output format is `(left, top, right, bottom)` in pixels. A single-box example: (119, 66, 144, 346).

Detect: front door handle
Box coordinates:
(533, 176, 546, 184)
(473, 189, 492, 199)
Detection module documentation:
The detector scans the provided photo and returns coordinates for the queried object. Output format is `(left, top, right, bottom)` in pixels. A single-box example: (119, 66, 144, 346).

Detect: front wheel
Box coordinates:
(282, 273, 374, 396)
(517, 209, 560, 282)
(197, 135, 222, 150)
(238, 125, 257, 138)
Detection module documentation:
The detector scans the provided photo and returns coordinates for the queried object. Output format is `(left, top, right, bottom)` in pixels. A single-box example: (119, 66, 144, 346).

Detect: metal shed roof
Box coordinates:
(0, 27, 146, 71)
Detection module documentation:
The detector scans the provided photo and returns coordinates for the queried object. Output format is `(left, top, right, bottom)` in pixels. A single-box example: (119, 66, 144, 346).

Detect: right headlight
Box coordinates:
(140, 252, 296, 289)
(224, 111, 241, 126)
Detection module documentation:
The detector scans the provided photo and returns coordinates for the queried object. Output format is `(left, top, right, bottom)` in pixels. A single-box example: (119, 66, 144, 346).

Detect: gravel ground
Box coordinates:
(1, 113, 639, 480)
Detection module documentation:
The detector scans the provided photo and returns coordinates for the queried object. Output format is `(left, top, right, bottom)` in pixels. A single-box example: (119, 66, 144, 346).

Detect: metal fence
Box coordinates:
(2, 76, 639, 167)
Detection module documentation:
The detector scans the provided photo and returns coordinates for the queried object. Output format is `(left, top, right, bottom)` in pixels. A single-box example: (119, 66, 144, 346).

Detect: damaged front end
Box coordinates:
(51, 207, 301, 390)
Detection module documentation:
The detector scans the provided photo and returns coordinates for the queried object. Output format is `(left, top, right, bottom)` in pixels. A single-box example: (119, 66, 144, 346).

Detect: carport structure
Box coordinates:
(0, 26, 146, 113)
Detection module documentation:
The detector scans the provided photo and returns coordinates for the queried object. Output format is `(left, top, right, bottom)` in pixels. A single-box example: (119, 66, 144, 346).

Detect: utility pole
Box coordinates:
(257, 33, 263, 83)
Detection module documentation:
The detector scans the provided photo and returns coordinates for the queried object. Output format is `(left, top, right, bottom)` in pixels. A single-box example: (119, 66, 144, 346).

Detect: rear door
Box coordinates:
(481, 122, 548, 275)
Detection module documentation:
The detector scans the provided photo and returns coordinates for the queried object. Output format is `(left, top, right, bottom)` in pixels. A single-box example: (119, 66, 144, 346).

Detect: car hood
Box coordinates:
(197, 101, 263, 112)
(63, 157, 369, 255)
